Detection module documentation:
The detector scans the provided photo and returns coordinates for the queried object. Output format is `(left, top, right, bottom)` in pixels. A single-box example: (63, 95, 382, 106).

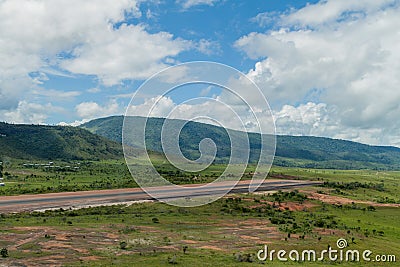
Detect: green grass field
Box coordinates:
(270, 167, 400, 204)
(0, 159, 399, 266)
(0, 188, 398, 266)
(0, 159, 136, 195)
(1, 159, 399, 205)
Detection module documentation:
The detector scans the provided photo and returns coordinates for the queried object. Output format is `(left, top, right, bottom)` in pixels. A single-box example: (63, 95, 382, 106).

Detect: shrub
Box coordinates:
(235, 252, 254, 262)
(1, 248, 8, 258)
(119, 241, 127, 250)
(168, 255, 177, 264)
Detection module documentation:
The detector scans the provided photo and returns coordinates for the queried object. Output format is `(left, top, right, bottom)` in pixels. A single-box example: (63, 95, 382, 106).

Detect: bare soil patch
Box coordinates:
(303, 190, 400, 207)
(199, 245, 224, 251)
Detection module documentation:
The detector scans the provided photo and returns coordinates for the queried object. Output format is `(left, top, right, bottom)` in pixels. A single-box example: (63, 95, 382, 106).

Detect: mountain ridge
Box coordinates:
(1, 117, 399, 170)
(81, 116, 400, 170)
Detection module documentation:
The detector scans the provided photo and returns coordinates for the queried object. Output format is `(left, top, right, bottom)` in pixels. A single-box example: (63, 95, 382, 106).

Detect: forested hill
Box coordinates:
(0, 122, 122, 160)
(81, 116, 400, 170)
(1, 117, 398, 169)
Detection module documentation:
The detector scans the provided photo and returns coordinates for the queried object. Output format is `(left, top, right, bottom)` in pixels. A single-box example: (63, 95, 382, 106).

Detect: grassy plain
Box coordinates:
(0, 191, 398, 266)
(1, 158, 399, 205)
(0, 160, 399, 266)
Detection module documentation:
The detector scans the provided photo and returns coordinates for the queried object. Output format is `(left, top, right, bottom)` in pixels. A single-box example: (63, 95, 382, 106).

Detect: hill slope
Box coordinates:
(81, 116, 400, 170)
(0, 122, 122, 160)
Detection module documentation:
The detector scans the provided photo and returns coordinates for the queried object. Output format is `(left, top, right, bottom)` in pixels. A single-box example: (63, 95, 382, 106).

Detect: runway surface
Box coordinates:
(0, 179, 322, 213)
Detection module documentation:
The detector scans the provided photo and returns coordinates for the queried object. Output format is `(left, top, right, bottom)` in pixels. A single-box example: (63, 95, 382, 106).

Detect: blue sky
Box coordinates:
(1, 0, 400, 146)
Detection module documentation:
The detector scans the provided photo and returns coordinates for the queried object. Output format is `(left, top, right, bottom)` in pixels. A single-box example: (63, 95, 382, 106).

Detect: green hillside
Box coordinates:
(1, 117, 398, 169)
(0, 122, 122, 160)
(81, 116, 400, 170)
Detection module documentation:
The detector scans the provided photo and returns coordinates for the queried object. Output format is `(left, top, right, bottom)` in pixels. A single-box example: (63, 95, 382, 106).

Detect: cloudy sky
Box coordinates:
(1, 0, 399, 146)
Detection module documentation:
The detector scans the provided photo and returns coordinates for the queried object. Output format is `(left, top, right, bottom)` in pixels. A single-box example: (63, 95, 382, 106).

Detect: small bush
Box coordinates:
(234, 252, 254, 262)
(168, 255, 177, 264)
(119, 241, 127, 250)
(1, 248, 8, 258)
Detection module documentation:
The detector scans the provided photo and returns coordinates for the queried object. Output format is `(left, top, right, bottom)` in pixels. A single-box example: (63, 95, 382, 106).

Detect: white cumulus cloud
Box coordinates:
(177, 0, 220, 9)
(236, 0, 400, 146)
(76, 100, 120, 120)
(0, 0, 193, 122)
(61, 24, 191, 86)
(3, 101, 63, 124)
